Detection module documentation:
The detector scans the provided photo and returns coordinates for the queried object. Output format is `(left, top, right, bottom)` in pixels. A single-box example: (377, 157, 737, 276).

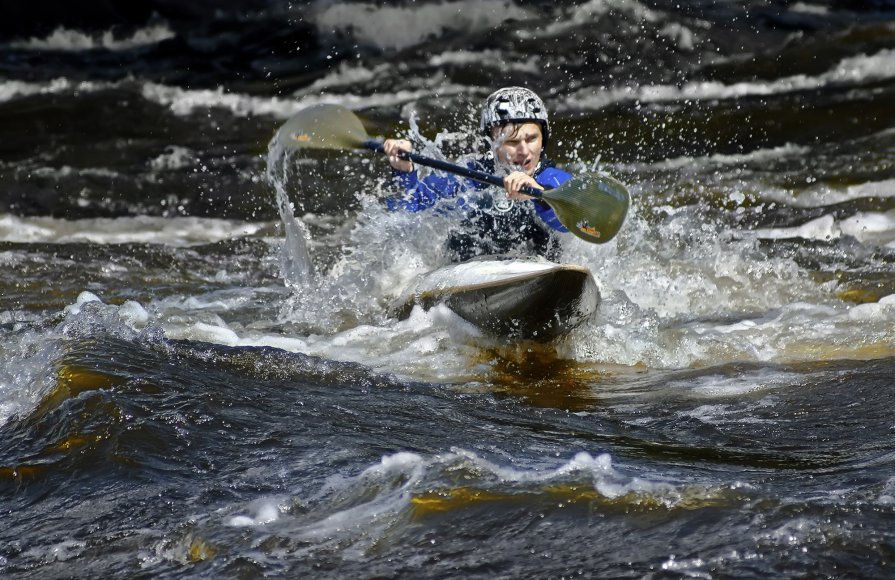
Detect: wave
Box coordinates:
(7, 24, 175, 52)
(790, 2, 830, 15)
(751, 211, 895, 245)
(564, 48, 895, 110)
(624, 143, 812, 172)
(309, 0, 536, 51)
(0, 329, 62, 426)
(0, 75, 469, 117)
(297, 50, 542, 96)
(0, 215, 266, 246)
(539, 0, 662, 36)
(264, 448, 736, 546)
(0, 78, 114, 103)
(141, 81, 472, 118)
(428, 49, 544, 74)
(757, 177, 895, 209)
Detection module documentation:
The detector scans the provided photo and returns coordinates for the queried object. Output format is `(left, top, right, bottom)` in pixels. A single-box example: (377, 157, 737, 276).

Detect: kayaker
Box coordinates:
(381, 87, 573, 261)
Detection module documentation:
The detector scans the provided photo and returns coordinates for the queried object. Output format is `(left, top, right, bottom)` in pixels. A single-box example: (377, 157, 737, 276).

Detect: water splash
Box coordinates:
(265, 137, 315, 289)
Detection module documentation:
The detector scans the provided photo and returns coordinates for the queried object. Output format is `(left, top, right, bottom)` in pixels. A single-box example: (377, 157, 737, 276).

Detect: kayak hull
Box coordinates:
(394, 258, 600, 341)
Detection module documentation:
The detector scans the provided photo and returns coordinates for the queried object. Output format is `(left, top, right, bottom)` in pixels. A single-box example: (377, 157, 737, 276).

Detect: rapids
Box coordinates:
(2, 1, 894, 577)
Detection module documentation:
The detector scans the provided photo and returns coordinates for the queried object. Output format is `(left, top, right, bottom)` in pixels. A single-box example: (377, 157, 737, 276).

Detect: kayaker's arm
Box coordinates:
(385, 165, 472, 212)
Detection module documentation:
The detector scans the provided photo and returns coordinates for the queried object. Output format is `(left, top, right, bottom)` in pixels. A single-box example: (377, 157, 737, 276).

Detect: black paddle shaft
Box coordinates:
(363, 140, 550, 197)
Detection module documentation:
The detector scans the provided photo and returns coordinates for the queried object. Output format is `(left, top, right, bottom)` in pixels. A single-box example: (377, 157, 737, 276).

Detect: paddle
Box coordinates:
(275, 103, 629, 243)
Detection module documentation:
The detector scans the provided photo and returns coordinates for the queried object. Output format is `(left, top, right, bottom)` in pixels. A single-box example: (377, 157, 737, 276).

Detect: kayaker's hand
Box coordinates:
(383, 139, 414, 173)
(503, 171, 543, 200)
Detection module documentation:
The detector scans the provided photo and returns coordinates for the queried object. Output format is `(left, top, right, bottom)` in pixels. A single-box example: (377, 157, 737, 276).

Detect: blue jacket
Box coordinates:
(385, 158, 571, 233)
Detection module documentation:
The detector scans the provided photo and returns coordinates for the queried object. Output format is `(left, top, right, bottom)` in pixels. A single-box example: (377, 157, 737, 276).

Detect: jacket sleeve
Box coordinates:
(384, 169, 470, 212)
(532, 167, 572, 232)
(386, 164, 573, 234)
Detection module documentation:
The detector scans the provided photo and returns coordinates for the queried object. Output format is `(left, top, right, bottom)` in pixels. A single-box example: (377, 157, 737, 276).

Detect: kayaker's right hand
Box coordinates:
(383, 139, 414, 173)
(503, 171, 542, 201)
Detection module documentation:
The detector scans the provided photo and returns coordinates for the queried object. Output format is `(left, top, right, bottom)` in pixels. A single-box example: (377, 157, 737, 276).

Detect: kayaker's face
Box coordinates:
(491, 122, 543, 176)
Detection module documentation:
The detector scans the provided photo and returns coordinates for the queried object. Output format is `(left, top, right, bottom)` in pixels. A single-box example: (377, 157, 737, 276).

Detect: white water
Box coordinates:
(308, 0, 535, 51)
(4, 41, 889, 122)
(564, 48, 895, 111)
(140, 81, 471, 119)
(12, 167, 888, 391)
(8, 24, 175, 51)
(3, 130, 891, 411)
(3, 54, 894, 424)
(0, 215, 266, 246)
(0, 78, 115, 104)
(265, 140, 315, 288)
(218, 447, 746, 555)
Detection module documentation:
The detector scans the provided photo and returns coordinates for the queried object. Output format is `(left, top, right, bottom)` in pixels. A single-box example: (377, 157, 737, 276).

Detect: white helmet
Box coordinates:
(480, 87, 550, 147)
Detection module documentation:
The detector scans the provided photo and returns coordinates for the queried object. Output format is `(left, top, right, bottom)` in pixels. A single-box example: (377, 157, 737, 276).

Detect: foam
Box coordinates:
(750, 178, 895, 211)
(666, 369, 801, 399)
(310, 1, 535, 51)
(63, 291, 103, 316)
(848, 293, 895, 321)
(790, 2, 830, 15)
(290, 448, 731, 547)
(752, 215, 841, 241)
(295, 452, 428, 541)
(21, 540, 86, 563)
(564, 48, 895, 110)
(300, 62, 391, 92)
(429, 49, 543, 74)
(142, 81, 470, 118)
(631, 143, 811, 173)
(227, 500, 281, 527)
(839, 211, 895, 244)
(878, 477, 895, 505)
(540, 0, 661, 36)
(0, 78, 113, 103)
(156, 302, 483, 382)
(9, 24, 175, 51)
(752, 211, 895, 244)
(148, 146, 195, 171)
(843, 178, 895, 200)
(0, 214, 266, 246)
(0, 328, 64, 426)
(556, 204, 895, 367)
(118, 301, 150, 328)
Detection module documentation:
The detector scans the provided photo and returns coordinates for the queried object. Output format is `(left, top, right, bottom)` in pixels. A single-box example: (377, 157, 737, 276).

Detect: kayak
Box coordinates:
(392, 257, 600, 341)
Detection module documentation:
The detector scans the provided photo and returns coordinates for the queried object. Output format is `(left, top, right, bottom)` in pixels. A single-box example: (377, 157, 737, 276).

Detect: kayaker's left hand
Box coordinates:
(503, 171, 543, 200)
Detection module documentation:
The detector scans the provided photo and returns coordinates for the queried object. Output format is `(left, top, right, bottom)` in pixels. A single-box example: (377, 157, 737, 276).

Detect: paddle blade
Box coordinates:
(541, 173, 630, 244)
(275, 103, 370, 151)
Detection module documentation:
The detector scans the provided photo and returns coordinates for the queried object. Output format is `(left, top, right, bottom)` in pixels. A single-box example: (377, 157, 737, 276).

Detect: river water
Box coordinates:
(2, 1, 895, 577)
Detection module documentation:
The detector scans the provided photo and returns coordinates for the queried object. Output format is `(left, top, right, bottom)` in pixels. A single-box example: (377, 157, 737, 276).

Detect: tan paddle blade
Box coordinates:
(540, 173, 630, 244)
(276, 104, 370, 150)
